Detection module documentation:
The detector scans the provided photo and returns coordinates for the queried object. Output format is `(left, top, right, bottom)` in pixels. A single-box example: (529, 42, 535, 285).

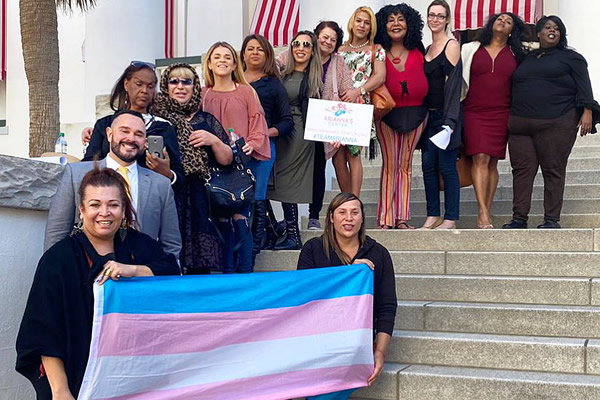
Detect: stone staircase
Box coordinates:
(256, 134, 600, 399)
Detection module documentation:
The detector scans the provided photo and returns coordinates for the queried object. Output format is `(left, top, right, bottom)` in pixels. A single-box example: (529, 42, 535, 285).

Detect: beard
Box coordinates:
(111, 140, 143, 163)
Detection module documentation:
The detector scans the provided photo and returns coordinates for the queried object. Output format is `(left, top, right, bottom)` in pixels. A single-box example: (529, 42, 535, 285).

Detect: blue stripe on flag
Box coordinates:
(102, 264, 373, 314)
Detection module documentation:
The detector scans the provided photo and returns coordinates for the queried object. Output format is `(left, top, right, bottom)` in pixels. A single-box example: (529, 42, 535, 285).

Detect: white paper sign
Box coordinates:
(304, 99, 374, 146)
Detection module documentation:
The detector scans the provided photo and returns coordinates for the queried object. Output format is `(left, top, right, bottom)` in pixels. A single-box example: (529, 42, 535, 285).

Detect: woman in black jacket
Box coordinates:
(81, 61, 185, 192)
(297, 192, 397, 399)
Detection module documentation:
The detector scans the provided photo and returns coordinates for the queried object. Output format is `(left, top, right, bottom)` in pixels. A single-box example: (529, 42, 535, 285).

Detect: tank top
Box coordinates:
(424, 39, 454, 110)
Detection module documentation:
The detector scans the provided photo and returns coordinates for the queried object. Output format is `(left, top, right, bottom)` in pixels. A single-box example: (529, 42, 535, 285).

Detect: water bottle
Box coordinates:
(228, 128, 239, 144)
(55, 132, 68, 154)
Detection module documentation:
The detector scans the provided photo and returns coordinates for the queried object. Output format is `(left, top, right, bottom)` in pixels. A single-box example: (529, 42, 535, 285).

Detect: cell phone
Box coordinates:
(147, 135, 164, 159)
(234, 137, 252, 165)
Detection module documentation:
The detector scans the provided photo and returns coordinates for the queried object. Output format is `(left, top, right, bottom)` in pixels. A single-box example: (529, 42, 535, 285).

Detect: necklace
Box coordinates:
(389, 47, 406, 64)
(348, 40, 369, 49)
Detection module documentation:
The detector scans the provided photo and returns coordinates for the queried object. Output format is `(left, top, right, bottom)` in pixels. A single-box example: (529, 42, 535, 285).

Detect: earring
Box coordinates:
(70, 220, 83, 236)
(124, 92, 130, 108)
(119, 219, 128, 241)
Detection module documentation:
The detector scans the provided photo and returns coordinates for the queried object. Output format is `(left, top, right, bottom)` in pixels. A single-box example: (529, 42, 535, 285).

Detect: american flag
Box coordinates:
(250, 0, 300, 47)
(453, 0, 544, 31)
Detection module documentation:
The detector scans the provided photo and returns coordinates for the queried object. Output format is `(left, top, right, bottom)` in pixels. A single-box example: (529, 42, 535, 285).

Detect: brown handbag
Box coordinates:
(439, 152, 473, 190)
(369, 45, 395, 120)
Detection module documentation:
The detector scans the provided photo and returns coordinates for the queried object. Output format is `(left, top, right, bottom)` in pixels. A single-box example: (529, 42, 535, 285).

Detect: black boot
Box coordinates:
(274, 203, 302, 250)
(263, 201, 285, 250)
(252, 200, 268, 256)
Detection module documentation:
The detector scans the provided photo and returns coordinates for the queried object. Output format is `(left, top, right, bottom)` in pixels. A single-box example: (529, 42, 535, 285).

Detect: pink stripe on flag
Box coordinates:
(96, 364, 372, 400)
(98, 294, 373, 357)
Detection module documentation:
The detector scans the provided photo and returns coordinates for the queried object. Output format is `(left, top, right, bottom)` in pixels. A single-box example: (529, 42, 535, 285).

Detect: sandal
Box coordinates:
(395, 221, 416, 230)
(420, 217, 442, 229)
(477, 223, 494, 229)
(379, 225, 392, 230)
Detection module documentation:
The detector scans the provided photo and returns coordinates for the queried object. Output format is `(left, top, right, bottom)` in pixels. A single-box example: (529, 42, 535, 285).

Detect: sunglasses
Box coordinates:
(168, 78, 194, 86)
(291, 40, 312, 49)
(130, 60, 156, 70)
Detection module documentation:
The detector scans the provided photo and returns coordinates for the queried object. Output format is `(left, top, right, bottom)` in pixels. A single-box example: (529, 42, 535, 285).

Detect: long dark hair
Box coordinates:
(323, 193, 366, 265)
(375, 3, 425, 53)
(240, 34, 280, 78)
(79, 166, 138, 230)
(314, 20, 344, 53)
(109, 63, 157, 112)
(536, 15, 568, 49)
(479, 13, 525, 61)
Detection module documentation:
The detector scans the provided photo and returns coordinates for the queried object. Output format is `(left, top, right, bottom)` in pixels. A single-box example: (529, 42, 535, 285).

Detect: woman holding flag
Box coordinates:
(298, 192, 397, 399)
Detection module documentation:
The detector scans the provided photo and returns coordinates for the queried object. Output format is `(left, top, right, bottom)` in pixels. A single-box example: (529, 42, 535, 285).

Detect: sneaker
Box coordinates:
(307, 218, 322, 230)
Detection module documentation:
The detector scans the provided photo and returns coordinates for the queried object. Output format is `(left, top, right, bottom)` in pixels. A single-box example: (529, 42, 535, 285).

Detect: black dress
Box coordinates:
(15, 230, 180, 399)
(83, 113, 185, 192)
(176, 111, 231, 274)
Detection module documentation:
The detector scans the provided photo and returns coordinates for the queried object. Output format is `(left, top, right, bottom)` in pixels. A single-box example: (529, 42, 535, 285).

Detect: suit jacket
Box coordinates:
(43, 158, 182, 258)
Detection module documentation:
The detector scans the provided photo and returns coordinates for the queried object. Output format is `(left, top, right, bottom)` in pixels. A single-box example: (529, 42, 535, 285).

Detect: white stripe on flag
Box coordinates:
(258, 0, 274, 36)
(83, 329, 373, 399)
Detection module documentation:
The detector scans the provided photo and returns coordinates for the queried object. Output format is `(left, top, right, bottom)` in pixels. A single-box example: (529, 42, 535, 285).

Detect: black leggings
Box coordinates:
(309, 142, 326, 219)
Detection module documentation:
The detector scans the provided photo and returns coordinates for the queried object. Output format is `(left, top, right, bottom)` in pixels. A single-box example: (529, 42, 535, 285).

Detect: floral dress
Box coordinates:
(341, 45, 386, 156)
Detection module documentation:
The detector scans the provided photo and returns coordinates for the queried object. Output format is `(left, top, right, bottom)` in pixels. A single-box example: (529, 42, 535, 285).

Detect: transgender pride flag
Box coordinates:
(78, 264, 374, 400)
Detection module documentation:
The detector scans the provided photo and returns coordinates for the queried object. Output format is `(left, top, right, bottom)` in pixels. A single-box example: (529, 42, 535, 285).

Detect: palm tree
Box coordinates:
(19, 0, 95, 157)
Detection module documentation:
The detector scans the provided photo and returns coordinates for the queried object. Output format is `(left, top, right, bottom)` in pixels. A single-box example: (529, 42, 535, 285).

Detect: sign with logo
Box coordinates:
(304, 99, 374, 146)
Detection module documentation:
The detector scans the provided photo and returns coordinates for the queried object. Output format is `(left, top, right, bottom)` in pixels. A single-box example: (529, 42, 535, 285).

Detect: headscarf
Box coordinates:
(153, 63, 209, 178)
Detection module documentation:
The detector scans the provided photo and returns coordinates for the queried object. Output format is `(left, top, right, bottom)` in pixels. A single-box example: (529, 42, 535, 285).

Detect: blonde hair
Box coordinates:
(347, 6, 377, 45)
(169, 66, 195, 80)
(203, 41, 249, 87)
(281, 31, 323, 99)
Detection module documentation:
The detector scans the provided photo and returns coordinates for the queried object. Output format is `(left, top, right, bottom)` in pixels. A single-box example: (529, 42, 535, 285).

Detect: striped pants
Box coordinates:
(376, 118, 427, 226)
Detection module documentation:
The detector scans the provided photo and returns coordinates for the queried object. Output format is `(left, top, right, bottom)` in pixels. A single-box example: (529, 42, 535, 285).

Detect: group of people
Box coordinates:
(14, 1, 600, 399)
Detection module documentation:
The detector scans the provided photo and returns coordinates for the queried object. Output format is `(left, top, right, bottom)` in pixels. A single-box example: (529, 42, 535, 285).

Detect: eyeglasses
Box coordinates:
(291, 40, 312, 49)
(427, 13, 447, 21)
(130, 60, 156, 70)
(168, 78, 194, 86)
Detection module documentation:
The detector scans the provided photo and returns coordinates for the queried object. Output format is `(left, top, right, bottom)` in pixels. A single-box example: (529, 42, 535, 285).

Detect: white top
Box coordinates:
(106, 155, 139, 212)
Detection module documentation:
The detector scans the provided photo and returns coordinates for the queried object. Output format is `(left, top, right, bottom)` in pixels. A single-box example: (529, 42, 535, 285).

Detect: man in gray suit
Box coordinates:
(44, 110, 182, 258)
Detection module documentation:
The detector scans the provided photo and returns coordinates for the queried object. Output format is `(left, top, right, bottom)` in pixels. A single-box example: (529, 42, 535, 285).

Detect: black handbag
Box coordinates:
(204, 137, 256, 216)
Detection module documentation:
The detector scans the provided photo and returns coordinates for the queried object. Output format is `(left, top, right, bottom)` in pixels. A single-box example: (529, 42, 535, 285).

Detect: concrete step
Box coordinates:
(256, 250, 600, 277)
(397, 301, 600, 339)
(324, 184, 600, 203)
(298, 229, 597, 252)
(302, 213, 600, 229)
(334, 170, 600, 190)
(320, 198, 600, 217)
(395, 275, 591, 305)
(389, 330, 586, 374)
(397, 365, 600, 399)
(360, 156, 600, 178)
(351, 363, 407, 400)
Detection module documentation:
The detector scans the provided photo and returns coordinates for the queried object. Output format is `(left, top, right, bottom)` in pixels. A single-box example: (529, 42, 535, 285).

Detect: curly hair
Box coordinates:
(536, 15, 568, 50)
(314, 21, 344, 53)
(375, 3, 424, 53)
(479, 13, 525, 61)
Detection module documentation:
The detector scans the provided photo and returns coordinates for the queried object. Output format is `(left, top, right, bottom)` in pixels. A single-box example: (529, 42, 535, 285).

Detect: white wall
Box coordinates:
(185, 0, 245, 56)
(557, 0, 600, 101)
(0, 207, 47, 399)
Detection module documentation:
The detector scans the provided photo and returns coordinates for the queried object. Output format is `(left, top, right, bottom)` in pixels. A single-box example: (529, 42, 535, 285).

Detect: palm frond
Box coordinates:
(56, 0, 96, 12)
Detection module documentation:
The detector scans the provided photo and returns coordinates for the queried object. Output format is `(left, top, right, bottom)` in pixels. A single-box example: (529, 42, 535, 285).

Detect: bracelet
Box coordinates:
(360, 86, 367, 96)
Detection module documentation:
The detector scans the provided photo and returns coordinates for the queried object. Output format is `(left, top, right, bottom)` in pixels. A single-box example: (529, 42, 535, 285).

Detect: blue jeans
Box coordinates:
(246, 140, 275, 201)
(421, 111, 460, 221)
(219, 202, 253, 273)
(307, 388, 357, 400)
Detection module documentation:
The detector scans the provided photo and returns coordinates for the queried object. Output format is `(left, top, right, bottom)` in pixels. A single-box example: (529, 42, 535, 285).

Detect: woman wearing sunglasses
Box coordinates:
(153, 63, 233, 274)
(201, 41, 270, 273)
(81, 61, 184, 191)
(268, 31, 323, 250)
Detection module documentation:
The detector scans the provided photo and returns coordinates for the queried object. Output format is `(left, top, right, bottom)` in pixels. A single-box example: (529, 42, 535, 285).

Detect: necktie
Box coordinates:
(117, 166, 131, 197)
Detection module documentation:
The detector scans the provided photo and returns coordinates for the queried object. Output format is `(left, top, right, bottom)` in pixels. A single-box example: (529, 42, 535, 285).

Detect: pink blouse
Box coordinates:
(201, 84, 270, 160)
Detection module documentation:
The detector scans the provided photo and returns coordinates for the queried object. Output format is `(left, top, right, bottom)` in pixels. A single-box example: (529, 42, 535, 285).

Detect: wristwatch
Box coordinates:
(360, 86, 366, 96)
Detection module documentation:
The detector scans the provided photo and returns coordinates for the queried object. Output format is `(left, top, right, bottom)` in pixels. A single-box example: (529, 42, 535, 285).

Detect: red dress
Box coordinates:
(463, 46, 517, 159)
